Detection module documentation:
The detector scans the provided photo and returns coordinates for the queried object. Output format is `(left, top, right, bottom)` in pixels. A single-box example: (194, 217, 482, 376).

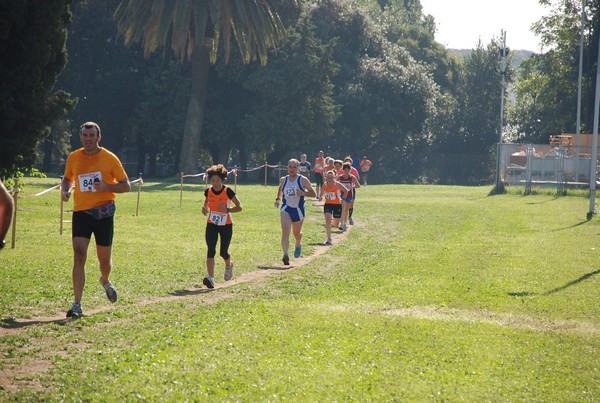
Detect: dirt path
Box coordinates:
(0, 206, 350, 336)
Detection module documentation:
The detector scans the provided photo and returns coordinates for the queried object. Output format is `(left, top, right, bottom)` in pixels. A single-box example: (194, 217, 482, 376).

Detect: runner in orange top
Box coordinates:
(338, 162, 361, 231)
(61, 121, 130, 318)
(359, 156, 372, 185)
(322, 170, 348, 245)
(324, 157, 336, 178)
(201, 164, 242, 288)
(314, 150, 325, 201)
(343, 157, 361, 225)
(0, 181, 14, 252)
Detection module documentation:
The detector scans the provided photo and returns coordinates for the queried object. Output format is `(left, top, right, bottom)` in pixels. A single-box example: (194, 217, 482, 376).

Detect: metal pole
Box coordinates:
(575, 0, 585, 182)
(496, 30, 507, 193)
(587, 35, 600, 219)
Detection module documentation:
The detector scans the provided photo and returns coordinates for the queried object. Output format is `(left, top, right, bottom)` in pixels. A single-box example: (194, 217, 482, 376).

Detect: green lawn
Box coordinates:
(1, 178, 599, 401)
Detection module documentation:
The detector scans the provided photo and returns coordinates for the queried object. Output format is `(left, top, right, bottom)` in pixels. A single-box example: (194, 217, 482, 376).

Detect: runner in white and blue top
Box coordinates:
(281, 174, 306, 222)
(274, 159, 316, 266)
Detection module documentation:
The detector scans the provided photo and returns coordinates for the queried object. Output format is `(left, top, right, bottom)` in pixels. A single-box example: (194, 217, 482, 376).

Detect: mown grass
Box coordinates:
(1, 177, 599, 401)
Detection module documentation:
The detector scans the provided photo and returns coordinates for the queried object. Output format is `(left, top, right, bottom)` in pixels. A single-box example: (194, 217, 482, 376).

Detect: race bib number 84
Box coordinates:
(79, 172, 102, 192)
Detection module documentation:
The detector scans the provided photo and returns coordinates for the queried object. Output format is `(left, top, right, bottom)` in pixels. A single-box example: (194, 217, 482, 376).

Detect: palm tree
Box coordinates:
(114, 0, 294, 173)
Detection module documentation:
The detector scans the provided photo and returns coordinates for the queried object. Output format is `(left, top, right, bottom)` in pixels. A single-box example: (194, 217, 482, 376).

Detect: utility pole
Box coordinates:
(495, 30, 507, 193)
(575, 0, 585, 183)
(587, 35, 600, 219)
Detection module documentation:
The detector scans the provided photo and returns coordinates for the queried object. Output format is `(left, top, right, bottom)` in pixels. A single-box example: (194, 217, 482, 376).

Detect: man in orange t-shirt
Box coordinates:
(61, 121, 130, 318)
(314, 150, 325, 201)
(0, 180, 14, 252)
(359, 156, 372, 185)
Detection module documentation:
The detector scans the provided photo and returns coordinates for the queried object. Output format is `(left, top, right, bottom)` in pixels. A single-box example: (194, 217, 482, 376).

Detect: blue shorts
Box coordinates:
(342, 196, 353, 204)
(315, 173, 324, 186)
(281, 205, 305, 222)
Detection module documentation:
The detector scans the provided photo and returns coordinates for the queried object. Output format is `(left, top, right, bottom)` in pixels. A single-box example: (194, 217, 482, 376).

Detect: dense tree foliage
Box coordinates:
(0, 0, 76, 178)
(7, 0, 594, 185)
(203, 14, 339, 168)
(56, 0, 146, 153)
(114, 0, 295, 174)
(510, 0, 599, 142)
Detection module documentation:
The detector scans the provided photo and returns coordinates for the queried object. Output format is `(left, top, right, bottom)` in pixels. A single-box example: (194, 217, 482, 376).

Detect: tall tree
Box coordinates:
(56, 0, 147, 154)
(441, 39, 513, 184)
(308, 0, 438, 181)
(519, 0, 600, 137)
(0, 0, 76, 177)
(133, 58, 190, 175)
(114, 0, 294, 173)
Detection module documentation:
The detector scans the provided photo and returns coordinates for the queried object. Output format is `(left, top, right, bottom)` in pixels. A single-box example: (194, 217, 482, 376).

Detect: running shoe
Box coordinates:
(349, 217, 354, 225)
(224, 262, 234, 281)
(294, 245, 302, 258)
(325, 237, 333, 245)
(99, 277, 118, 303)
(66, 302, 83, 319)
(341, 223, 347, 232)
(282, 254, 290, 265)
(203, 276, 215, 289)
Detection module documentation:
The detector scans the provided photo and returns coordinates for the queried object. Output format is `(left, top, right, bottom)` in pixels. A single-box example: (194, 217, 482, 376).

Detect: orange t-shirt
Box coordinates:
(360, 159, 372, 172)
(314, 157, 325, 174)
(63, 148, 128, 212)
(204, 186, 235, 225)
(322, 182, 342, 205)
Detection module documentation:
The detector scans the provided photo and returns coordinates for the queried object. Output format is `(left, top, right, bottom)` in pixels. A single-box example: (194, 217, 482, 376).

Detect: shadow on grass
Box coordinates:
(552, 220, 589, 231)
(1, 317, 68, 329)
(508, 268, 600, 297)
(170, 288, 214, 296)
(524, 196, 561, 205)
(257, 265, 292, 271)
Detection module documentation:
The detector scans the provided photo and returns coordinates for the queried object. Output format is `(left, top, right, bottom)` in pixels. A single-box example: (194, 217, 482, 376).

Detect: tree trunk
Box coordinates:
(217, 145, 229, 166)
(42, 132, 54, 172)
(178, 42, 211, 174)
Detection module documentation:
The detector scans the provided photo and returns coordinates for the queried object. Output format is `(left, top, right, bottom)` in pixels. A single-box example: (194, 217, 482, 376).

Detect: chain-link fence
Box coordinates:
(498, 142, 597, 192)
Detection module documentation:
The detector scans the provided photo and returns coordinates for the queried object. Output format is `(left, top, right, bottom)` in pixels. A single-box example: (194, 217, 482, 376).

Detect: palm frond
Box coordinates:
(114, 0, 294, 64)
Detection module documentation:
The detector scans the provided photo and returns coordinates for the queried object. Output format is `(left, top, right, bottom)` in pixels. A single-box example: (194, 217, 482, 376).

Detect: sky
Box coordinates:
(419, 0, 551, 51)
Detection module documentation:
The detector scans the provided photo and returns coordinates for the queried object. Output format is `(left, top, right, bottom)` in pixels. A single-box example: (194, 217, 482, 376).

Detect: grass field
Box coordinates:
(1, 177, 599, 401)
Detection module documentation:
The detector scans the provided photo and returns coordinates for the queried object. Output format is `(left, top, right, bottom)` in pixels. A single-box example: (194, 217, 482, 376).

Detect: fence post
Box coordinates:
(136, 173, 143, 216)
(264, 161, 268, 186)
(233, 166, 238, 193)
(10, 178, 18, 249)
(179, 172, 184, 208)
(59, 176, 64, 235)
(525, 144, 533, 195)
